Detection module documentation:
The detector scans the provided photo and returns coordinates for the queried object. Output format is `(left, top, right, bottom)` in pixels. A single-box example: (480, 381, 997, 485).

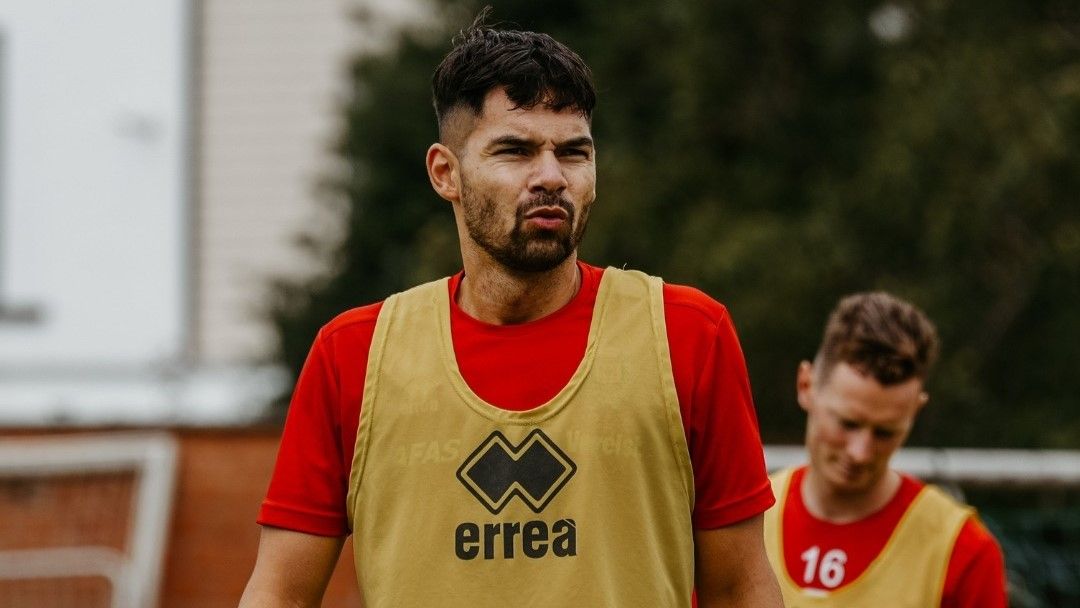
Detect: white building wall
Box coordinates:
(0, 0, 189, 368)
(0, 0, 195, 423)
(0, 0, 427, 424)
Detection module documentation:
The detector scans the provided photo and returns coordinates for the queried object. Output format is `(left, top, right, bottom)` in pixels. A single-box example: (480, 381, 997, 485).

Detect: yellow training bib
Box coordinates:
(764, 467, 972, 607)
(347, 268, 696, 607)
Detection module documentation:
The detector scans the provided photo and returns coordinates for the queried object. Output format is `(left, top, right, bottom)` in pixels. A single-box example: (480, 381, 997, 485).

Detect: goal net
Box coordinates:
(766, 446, 1080, 608)
(0, 433, 178, 608)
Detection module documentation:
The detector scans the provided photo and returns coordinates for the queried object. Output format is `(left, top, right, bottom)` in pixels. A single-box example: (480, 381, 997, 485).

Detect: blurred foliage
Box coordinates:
(966, 486, 1080, 607)
(269, 0, 1080, 448)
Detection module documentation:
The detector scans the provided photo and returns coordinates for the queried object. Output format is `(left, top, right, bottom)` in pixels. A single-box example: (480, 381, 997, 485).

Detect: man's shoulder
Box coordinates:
(918, 478, 971, 512)
(916, 477, 1002, 549)
(959, 513, 1002, 550)
(316, 274, 453, 345)
(590, 264, 729, 320)
(767, 465, 801, 487)
(661, 280, 731, 329)
(906, 476, 995, 550)
(319, 300, 386, 343)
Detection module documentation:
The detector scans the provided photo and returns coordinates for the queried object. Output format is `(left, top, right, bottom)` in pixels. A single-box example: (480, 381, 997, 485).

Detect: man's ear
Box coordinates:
(917, 390, 929, 411)
(796, 360, 815, 412)
(427, 143, 460, 203)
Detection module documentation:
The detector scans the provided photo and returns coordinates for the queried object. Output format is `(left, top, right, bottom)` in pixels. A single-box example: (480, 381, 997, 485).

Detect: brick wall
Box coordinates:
(160, 429, 361, 607)
(0, 428, 361, 607)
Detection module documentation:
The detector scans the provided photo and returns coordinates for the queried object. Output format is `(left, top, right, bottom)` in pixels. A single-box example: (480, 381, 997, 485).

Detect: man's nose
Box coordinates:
(846, 430, 874, 463)
(529, 151, 568, 194)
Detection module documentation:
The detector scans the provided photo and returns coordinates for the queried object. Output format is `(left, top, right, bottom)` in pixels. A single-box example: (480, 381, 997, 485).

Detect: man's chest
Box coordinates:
(781, 502, 903, 591)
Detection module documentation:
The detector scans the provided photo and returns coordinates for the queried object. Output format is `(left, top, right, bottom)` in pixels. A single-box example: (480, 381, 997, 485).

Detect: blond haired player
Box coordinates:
(764, 292, 1007, 607)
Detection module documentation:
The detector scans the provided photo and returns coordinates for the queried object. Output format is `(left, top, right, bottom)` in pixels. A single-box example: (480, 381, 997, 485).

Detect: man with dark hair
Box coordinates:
(241, 17, 782, 608)
(763, 292, 1007, 607)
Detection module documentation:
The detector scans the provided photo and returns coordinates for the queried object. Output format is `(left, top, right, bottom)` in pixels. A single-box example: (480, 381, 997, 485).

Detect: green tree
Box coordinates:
(269, 0, 1080, 450)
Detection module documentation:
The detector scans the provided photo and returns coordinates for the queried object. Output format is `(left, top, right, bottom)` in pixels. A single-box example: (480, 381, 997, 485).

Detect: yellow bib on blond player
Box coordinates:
(763, 467, 972, 608)
(346, 268, 695, 607)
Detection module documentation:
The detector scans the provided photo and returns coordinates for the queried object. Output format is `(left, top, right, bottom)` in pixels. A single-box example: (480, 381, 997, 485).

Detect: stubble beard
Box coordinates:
(461, 185, 591, 273)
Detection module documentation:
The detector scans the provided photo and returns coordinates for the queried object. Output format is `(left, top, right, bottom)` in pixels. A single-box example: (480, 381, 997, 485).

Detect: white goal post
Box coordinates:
(0, 432, 178, 608)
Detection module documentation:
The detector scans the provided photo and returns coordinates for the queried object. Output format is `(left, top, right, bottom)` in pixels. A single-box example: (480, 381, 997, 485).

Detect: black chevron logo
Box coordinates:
(456, 429, 576, 515)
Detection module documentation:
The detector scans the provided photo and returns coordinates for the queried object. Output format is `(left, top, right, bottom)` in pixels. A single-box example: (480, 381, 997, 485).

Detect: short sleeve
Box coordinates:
(941, 516, 1008, 608)
(663, 285, 775, 529)
(258, 329, 352, 536)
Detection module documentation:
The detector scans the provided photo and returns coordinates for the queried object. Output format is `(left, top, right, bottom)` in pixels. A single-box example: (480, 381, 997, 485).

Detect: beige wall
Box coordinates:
(197, 0, 426, 363)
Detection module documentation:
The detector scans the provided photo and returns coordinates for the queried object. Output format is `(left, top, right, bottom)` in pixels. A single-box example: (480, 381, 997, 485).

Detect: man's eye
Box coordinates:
(497, 147, 527, 155)
(873, 429, 896, 440)
(840, 419, 860, 431)
(559, 148, 589, 158)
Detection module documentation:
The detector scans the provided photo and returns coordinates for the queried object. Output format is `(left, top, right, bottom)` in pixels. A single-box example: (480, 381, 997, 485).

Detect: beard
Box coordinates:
(461, 186, 591, 273)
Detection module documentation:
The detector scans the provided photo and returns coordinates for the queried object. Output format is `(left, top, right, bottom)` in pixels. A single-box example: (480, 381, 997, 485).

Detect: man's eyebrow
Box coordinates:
(488, 135, 535, 148)
(557, 136, 594, 149)
(486, 135, 595, 149)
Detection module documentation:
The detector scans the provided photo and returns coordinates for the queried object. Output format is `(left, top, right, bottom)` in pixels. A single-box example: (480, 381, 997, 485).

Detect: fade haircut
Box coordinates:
(814, 292, 940, 386)
(431, 10, 597, 141)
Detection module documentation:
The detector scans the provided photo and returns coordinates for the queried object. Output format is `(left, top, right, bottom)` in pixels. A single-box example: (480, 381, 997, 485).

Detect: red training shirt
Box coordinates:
(780, 466, 1007, 608)
(259, 262, 774, 535)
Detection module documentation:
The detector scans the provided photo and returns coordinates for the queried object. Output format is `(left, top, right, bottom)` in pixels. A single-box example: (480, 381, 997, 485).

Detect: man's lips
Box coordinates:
(523, 206, 570, 229)
(524, 206, 570, 220)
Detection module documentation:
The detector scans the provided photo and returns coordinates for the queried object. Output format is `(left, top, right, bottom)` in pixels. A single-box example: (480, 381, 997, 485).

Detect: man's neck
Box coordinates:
(456, 254, 582, 325)
(800, 467, 902, 524)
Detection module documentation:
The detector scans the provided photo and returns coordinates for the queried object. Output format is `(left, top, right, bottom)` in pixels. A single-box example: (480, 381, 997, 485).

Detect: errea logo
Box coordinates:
(454, 429, 578, 560)
(456, 429, 576, 514)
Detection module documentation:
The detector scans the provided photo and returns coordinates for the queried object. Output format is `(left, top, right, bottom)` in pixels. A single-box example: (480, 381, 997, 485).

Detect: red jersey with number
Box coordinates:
(258, 262, 774, 536)
(779, 466, 1007, 608)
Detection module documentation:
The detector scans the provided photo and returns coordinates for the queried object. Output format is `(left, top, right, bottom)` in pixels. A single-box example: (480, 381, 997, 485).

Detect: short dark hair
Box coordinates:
(815, 292, 939, 386)
(431, 12, 597, 137)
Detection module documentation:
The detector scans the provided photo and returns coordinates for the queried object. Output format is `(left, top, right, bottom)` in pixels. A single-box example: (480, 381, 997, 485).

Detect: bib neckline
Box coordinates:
(434, 269, 614, 425)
